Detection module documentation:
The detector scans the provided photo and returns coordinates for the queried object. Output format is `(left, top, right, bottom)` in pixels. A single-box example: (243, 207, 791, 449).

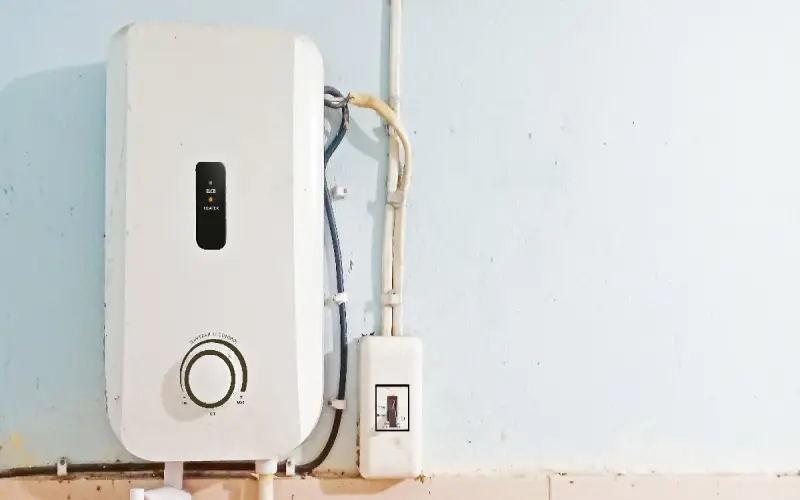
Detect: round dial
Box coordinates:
(184, 350, 235, 408)
(179, 338, 248, 410)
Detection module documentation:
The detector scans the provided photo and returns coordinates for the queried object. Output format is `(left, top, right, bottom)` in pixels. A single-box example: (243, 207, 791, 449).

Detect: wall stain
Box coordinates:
(0, 433, 39, 466)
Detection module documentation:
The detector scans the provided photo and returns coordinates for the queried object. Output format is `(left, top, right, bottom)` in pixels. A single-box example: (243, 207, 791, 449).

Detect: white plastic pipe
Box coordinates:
(130, 462, 190, 500)
(145, 488, 191, 500)
(381, 164, 397, 337)
(391, 199, 406, 336)
(385, 0, 403, 336)
(163, 462, 184, 490)
(256, 459, 278, 500)
(259, 475, 275, 500)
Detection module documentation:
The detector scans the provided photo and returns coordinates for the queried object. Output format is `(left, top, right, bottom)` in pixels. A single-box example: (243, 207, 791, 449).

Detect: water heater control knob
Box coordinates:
(180, 339, 247, 410)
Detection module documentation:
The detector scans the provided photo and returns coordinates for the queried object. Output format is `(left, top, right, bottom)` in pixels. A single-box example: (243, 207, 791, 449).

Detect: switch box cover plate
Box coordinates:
(359, 336, 423, 478)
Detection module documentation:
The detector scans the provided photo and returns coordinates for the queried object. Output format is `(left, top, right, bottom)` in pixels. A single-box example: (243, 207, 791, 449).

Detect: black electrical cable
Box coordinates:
(0, 461, 257, 479)
(287, 86, 350, 474)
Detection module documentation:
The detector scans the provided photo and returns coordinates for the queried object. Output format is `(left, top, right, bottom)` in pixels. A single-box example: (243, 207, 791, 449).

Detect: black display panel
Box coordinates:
(196, 162, 226, 250)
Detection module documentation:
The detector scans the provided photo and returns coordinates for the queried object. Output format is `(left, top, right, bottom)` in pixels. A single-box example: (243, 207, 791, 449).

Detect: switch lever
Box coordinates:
(387, 395, 398, 428)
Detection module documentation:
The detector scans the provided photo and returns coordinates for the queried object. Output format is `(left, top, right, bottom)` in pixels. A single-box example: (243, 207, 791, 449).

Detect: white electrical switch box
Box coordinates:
(359, 336, 423, 478)
(104, 22, 325, 462)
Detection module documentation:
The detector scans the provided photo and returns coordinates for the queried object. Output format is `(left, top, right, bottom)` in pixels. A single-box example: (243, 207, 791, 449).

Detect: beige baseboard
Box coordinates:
(3, 474, 800, 499)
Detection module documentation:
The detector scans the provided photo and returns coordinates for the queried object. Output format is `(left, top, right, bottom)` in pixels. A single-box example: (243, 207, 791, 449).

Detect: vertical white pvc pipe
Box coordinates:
(256, 460, 278, 500)
(163, 462, 183, 490)
(386, 0, 403, 336)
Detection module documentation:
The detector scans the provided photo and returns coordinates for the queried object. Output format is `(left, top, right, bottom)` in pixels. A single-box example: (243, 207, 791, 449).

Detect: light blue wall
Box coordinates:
(3, 0, 800, 474)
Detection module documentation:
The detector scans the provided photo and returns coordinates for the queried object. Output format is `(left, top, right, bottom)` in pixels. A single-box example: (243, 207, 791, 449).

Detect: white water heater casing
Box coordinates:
(104, 22, 324, 461)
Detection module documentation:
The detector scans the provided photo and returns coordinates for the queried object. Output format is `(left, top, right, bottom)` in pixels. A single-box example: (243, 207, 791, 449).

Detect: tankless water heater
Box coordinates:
(104, 22, 324, 461)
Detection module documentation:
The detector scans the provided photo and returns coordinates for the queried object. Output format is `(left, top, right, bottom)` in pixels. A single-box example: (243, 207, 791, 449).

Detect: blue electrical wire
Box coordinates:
(292, 86, 349, 474)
